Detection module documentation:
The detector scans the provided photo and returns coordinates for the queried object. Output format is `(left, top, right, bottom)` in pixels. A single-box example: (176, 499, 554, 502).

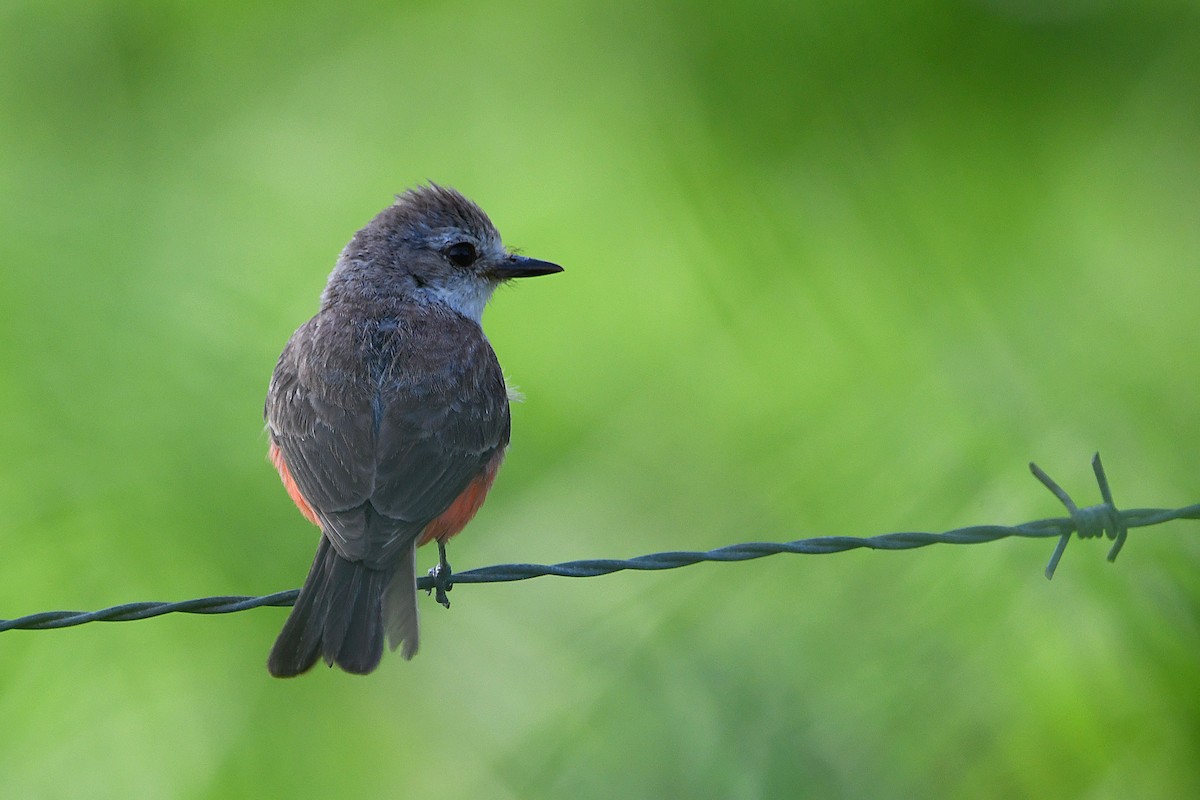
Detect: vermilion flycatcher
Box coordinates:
(265, 185, 561, 677)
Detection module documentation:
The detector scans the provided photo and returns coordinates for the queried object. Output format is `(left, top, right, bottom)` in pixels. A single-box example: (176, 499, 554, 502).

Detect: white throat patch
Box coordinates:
(427, 279, 496, 323)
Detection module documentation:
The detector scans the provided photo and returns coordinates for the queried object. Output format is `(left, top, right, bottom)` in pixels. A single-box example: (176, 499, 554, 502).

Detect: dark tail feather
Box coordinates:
(268, 538, 386, 677)
(383, 542, 420, 660)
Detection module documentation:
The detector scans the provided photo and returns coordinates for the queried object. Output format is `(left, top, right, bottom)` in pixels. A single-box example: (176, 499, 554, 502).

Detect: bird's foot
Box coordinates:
(426, 541, 453, 609)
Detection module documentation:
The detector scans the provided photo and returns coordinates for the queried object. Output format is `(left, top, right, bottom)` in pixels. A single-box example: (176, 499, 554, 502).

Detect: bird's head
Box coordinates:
(325, 184, 562, 322)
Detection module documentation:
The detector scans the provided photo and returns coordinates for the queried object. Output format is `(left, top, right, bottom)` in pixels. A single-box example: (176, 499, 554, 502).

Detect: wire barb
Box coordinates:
(1029, 453, 1130, 580)
(1, 455, 1196, 633)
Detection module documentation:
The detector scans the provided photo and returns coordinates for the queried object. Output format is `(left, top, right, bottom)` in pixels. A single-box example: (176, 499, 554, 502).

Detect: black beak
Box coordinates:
(492, 254, 564, 279)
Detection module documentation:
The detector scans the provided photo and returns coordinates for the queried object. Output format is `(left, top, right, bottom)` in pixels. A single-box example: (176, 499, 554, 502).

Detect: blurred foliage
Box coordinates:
(1, 0, 1198, 798)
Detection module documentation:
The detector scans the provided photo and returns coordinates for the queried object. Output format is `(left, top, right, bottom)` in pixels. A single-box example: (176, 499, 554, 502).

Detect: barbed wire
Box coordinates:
(2, 454, 1196, 633)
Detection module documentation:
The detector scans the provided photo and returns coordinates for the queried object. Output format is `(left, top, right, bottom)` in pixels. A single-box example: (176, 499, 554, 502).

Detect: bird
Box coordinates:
(264, 184, 561, 677)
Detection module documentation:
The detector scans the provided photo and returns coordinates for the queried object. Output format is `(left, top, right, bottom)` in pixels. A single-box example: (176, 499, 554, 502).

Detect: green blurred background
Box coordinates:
(1, 0, 1198, 797)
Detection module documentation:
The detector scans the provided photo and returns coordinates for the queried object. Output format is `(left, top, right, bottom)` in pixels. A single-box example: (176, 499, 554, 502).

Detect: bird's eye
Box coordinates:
(444, 242, 477, 267)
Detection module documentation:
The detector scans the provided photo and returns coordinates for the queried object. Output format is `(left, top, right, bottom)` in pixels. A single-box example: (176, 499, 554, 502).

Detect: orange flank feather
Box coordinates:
(270, 440, 505, 548)
(269, 442, 321, 527)
(417, 450, 505, 546)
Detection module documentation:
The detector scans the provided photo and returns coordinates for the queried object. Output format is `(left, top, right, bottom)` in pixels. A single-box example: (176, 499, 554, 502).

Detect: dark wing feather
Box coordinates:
(267, 303, 510, 568)
(266, 318, 380, 558)
(356, 309, 510, 565)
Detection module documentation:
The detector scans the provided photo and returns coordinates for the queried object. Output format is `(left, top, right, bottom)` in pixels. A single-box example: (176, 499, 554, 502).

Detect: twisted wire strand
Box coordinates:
(2, 456, 1196, 633)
